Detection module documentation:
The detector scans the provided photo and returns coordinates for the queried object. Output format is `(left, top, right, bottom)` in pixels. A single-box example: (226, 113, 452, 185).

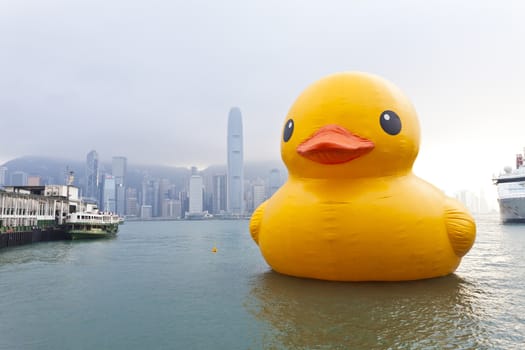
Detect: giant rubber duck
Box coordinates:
(250, 72, 476, 281)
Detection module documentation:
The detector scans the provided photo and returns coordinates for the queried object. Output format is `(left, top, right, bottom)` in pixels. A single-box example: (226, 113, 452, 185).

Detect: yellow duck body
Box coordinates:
(250, 72, 476, 281)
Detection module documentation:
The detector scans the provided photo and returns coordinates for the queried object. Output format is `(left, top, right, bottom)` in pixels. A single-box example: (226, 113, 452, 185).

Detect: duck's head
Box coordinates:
(281, 72, 420, 179)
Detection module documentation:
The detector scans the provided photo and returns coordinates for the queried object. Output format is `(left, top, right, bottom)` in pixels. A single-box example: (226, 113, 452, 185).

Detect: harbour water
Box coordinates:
(1, 214, 524, 349)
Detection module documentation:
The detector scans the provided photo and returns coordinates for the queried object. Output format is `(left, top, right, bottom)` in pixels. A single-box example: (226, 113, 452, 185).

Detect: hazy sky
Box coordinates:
(2, 0, 525, 200)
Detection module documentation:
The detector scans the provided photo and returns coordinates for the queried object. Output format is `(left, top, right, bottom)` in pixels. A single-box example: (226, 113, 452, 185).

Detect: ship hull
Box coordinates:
(498, 197, 525, 223)
(68, 225, 118, 240)
(69, 231, 117, 240)
(66, 223, 118, 239)
(0, 228, 69, 249)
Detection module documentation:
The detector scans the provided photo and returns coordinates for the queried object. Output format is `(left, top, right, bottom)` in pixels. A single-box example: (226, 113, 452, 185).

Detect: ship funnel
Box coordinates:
(517, 154, 523, 169)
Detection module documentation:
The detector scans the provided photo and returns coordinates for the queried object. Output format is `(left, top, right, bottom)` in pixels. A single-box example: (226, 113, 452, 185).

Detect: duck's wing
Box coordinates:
(249, 200, 267, 245)
(444, 197, 476, 257)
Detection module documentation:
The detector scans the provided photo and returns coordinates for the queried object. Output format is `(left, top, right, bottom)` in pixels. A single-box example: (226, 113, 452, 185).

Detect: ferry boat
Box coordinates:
(1, 183, 122, 248)
(493, 152, 525, 223)
(65, 203, 120, 239)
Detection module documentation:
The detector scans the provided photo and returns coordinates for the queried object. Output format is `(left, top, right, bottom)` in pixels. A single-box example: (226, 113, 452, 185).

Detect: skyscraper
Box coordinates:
(0, 166, 7, 186)
(268, 168, 282, 197)
(189, 174, 203, 215)
(85, 150, 99, 202)
(27, 175, 41, 186)
(227, 107, 244, 215)
(112, 156, 127, 216)
(102, 174, 116, 212)
(10, 171, 28, 186)
(251, 180, 266, 212)
(212, 174, 227, 214)
(125, 187, 139, 217)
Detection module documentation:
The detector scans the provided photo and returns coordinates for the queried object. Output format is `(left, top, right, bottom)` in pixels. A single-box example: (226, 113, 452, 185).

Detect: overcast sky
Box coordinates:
(1, 0, 525, 201)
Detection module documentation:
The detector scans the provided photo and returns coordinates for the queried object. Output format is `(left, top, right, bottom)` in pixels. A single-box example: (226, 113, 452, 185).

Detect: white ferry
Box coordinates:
(65, 203, 121, 239)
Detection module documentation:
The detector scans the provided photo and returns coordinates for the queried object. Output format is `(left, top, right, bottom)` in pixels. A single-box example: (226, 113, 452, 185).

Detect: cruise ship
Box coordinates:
(493, 153, 525, 222)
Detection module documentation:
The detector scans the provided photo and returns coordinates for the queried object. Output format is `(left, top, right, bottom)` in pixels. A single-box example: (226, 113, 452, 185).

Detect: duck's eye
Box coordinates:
(283, 119, 294, 142)
(379, 110, 401, 135)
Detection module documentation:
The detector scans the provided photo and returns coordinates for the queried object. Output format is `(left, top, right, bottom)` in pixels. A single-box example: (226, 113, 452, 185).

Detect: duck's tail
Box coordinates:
(444, 197, 476, 257)
(249, 200, 268, 245)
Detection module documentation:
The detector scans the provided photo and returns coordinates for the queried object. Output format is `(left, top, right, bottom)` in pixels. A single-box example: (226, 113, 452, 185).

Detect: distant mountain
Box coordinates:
(2, 156, 81, 186)
(1, 156, 287, 191)
(202, 160, 287, 180)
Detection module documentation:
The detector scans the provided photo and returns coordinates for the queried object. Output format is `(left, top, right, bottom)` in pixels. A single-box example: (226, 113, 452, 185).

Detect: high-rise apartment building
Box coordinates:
(102, 174, 116, 212)
(212, 174, 227, 214)
(0, 166, 8, 186)
(252, 181, 266, 212)
(27, 175, 41, 186)
(227, 107, 244, 215)
(158, 178, 171, 216)
(112, 156, 127, 216)
(162, 199, 181, 218)
(189, 174, 203, 215)
(85, 150, 99, 202)
(10, 171, 28, 186)
(141, 175, 160, 216)
(141, 205, 152, 219)
(268, 168, 282, 197)
(125, 187, 139, 217)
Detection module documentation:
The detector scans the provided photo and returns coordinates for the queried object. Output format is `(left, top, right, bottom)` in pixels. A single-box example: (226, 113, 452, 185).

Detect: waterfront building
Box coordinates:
(112, 156, 127, 216)
(252, 180, 266, 212)
(162, 199, 181, 218)
(140, 205, 152, 219)
(27, 175, 41, 186)
(268, 168, 282, 197)
(102, 175, 116, 213)
(0, 185, 70, 230)
(188, 174, 203, 215)
(455, 190, 480, 214)
(0, 166, 7, 186)
(227, 107, 244, 215)
(152, 179, 160, 217)
(455, 189, 490, 215)
(125, 187, 139, 217)
(170, 199, 182, 218)
(141, 176, 160, 217)
(10, 171, 28, 186)
(179, 191, 189, 218)
(158, 178, 171, 216)
(85, 150, 99, 203)
(212, 174, 227, 214)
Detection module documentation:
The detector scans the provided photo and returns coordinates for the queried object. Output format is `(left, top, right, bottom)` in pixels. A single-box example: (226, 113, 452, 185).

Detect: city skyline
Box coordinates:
(0, 105, 280, 219)
(2, 1, 525, 202)
(0, 152, 495, 215)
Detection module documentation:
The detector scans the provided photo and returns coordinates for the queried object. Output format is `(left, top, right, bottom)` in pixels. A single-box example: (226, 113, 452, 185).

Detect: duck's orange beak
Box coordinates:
(297, 124, 375, 164)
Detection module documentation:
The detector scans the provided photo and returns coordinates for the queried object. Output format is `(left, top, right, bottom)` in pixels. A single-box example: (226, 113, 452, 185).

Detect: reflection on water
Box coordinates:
(247, 272, 492, 349)
(245, 214, 525, 349)
(1, 216, 525, 349)
(0, 241, 73, 267)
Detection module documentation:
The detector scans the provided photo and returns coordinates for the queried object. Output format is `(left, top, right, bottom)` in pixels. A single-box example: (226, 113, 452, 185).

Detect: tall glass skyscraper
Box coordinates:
(0, 166, 7, 186)
(227, 107, 244, 215)
(85, 150, 99, 202)
(102, 174, 116, 212)
(189, 174, 203, 215)
(212, 174, 227, 214)
(268, 168, 282, 197)
(112, 156, 127, 216)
